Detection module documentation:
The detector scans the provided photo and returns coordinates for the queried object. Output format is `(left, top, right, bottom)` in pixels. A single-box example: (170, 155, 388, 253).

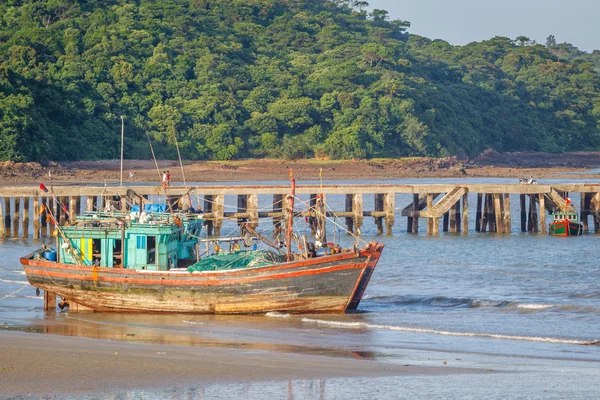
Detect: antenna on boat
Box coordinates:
(120, 115, 124, 187)
(286, 169, 296, 262)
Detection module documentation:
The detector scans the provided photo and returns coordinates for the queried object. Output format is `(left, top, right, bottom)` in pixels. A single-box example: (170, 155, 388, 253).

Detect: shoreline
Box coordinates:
(0, 331, 482, 397)
(2, 152, 600, 185)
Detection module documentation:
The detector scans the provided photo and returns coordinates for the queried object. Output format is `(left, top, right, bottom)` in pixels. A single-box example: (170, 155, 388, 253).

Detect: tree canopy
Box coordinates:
(1, 0, 600, 161)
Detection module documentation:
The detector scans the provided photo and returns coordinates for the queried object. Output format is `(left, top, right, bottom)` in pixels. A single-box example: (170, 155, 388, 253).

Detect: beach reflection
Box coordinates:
(36, 311, 378, 361)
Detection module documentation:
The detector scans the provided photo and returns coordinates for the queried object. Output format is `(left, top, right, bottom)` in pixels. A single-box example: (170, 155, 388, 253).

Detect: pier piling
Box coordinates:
(13, 197, 20, 238)
(1, 183, 600, 238)
(22, 197, 29, 238)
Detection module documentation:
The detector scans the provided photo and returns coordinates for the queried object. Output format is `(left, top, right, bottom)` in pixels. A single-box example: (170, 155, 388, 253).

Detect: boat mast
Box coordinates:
(286, 169, 296, 261)
(120, 115, 124, 186)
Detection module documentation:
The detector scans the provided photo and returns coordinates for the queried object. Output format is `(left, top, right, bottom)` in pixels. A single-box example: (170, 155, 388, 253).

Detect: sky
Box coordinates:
(368, 0, 599, 52)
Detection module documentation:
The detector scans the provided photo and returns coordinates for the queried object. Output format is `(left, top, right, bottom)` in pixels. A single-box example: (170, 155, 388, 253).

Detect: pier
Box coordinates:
(1, 183, 600, 238)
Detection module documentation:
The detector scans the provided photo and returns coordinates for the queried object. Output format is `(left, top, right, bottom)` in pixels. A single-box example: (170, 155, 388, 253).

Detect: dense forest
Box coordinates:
(1, 0, 600, 162)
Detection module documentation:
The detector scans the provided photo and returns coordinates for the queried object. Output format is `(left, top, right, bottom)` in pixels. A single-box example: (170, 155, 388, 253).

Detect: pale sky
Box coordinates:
(368, 0, 599, 52)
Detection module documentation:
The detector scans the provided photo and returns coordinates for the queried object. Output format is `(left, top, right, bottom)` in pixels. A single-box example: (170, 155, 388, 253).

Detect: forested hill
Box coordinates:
(1, 0, 600, 162)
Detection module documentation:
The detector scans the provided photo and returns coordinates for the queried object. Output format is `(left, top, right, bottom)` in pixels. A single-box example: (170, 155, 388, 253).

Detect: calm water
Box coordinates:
(1, 177, 600, 398)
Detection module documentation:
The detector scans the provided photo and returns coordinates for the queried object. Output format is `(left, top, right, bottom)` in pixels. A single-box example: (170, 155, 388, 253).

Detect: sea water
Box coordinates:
(1, 177, 599, 399)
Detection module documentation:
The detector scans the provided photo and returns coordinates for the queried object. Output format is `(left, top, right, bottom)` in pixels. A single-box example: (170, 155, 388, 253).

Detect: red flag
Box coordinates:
(62, 204, 68, 213)
(39, 182, 49, 193)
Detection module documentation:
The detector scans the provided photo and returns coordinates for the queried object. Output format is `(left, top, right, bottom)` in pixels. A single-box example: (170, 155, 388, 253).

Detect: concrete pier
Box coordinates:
(1, 183, 599, 237)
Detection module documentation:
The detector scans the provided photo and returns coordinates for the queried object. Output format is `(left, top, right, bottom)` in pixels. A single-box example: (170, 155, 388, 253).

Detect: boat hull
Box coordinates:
(549, 220, 583, 236)
(21, 243, 384, 314)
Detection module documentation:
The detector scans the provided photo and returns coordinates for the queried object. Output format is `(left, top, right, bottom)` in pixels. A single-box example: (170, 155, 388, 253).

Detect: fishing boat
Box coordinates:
(549, 200, 583, 236)
(20, 177, 384, 314)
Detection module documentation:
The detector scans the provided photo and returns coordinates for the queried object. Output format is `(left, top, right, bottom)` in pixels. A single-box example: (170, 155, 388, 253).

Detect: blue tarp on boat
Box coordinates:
(131, 204, 169, 213)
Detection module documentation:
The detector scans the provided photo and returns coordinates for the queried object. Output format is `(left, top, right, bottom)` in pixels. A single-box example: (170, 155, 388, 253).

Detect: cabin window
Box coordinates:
(136, 235, 146, 249)
(114, 239, 123, 268)
(147, 236, 156, 264)
(92, 239, 101, 266)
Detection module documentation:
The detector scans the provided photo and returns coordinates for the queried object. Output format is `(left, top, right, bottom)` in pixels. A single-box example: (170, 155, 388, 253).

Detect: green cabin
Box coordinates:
(57, 210, 204, 271)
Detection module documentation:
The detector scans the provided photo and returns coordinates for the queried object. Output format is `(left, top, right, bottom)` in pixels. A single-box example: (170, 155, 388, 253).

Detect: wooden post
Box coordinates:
(237, 194, 248, 227)
(384, 192, 395, 235)
(59, 196, 68, 226)
(97, 195, 104, 213)
(426, 194, 433, 235)
(69, 196, 77, 222)
(432, 217, 439, 235)
(539, 193, 546, 234)
(462, 193, 469, 234)
(411, 194, 419, 234)
(203, 195, 214, 236)
(353, 194, 363, 234)
(213, 194, 224, 236)
(454, 201, 462, 233)
(374, 194, 384, 235)
(345, 194, 354, 233)
(76, 196, 81, 216)
(43, 291, 56, 311)
(0, 198, 5, 238)
(33, 196, 40, 239)
(593, 193, 600, 233)
(475, 193, 483, 232)
(4, 198, 10, 238)
(503, 194, 511, 233)
(13, 197, 20, 238)
(309, 194, 318, 234)
(481, 194, 488, 233)
(494, 194, 502, 234)
(273, 194, 284, 235)
(443, 211, 450, 233)
(22, 197, 29, 239)
(528, 195, 539, 233)
(487, 194, 496, 232)
(580, 192, 588, 231)
(86, 196, 94, 211)
(520, 194, 527, 232)
(40, 197, 48, 237)
(449, 200, 456, 233)
(247, 193, 259, 229)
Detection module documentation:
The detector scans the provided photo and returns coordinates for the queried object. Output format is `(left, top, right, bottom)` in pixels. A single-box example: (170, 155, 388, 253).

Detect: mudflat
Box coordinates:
(1, 151, 600, 184)
(0, 331, 481, 397)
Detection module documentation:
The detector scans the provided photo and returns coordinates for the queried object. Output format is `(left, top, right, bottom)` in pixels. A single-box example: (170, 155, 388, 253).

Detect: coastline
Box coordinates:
(0, 331, 481, 397)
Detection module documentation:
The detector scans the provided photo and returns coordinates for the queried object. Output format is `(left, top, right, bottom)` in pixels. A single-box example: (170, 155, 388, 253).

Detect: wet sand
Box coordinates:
(0, 331, 481, 397)
(2, 151, 600, 185)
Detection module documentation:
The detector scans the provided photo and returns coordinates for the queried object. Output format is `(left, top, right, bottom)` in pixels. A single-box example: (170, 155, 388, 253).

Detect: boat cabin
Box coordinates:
(553, 211, 579, 222)
(57, 209, 203, 271)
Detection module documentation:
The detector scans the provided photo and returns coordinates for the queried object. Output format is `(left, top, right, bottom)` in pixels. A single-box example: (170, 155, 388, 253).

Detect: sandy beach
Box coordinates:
(0, 331, 480, 397)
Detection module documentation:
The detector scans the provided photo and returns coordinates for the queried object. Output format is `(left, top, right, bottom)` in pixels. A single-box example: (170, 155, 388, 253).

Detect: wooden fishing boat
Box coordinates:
(549, 205, 583, 236)
(20, 178, 384, 314)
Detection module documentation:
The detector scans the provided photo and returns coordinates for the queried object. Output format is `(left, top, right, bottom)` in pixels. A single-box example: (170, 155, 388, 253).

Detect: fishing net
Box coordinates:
(187, 250, 287, 272)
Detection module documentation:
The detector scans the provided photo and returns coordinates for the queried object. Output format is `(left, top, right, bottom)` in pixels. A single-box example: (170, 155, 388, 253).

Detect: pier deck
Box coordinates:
(1, 183, 599, 238)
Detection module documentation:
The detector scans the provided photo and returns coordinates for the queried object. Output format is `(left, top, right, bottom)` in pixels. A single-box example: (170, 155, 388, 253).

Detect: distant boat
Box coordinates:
(20, 180, 384, 314)
(549, 204, 583, 236)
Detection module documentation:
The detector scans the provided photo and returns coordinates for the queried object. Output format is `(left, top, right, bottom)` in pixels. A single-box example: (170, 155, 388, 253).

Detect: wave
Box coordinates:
(265, 312, 290, 319)
(301, 318, 597, 345)
(182, 320, 204, 325)
(517, 304, 554, 310)
(0, 278, 29, 285)
(363, 295, 599, 314)
(364, 294, 511, 309)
